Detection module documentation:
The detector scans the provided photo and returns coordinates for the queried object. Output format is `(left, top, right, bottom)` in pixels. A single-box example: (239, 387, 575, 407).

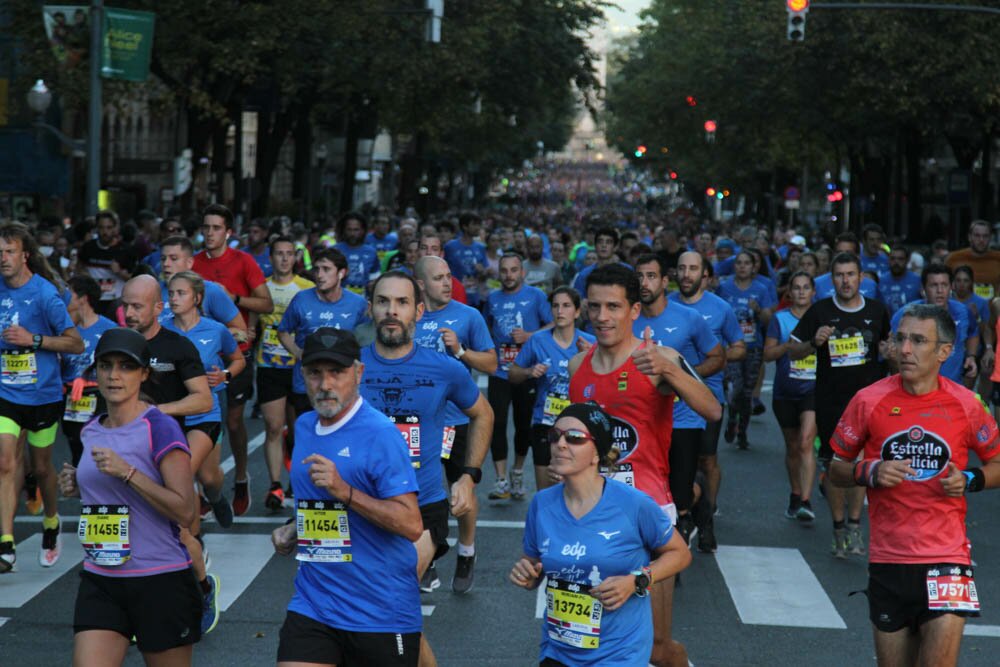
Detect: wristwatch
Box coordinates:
(234, 294, 241, 306)
(224, 370, 232, 383)
(462, 466, 482, 484)
(456, 345, 467, 359)
(31, 334, 43, 350)
(632, 566, 652, 597)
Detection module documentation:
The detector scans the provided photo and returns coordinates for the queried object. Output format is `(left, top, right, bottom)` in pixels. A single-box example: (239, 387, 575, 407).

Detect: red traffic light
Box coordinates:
(826, 190, 844, 202)
(669, 171, 678, 180)
(636, 144, 647, 154)
(685, 95, 697, 107)
(704, 120, 717, 133)
(706, 187, 717, 197)
(787, 0, 809, 10)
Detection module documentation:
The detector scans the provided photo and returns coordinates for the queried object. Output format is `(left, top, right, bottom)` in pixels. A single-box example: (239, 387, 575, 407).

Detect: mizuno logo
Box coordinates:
(338, 446, 350, 457)
(445, 319, 457, 325)
(198, 339, 211, 345)
(519, 301, 530, 306)
(664, 327, 678, 333)
(864, 319, 872, 324)
(597, 531, 620, 540)
(23, 299, 33, 305)
(702, 315, 712, 320)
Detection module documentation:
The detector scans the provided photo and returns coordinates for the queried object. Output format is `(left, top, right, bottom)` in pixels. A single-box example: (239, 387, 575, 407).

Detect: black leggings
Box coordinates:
(669, 428, 702, 513)
(488, 376, 534, 464)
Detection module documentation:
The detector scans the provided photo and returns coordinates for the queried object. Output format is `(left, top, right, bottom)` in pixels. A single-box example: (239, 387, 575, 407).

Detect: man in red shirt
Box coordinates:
(567, 264, 720, 667)
(830, 303, 1000, 667)
(193, 204, 274, 514)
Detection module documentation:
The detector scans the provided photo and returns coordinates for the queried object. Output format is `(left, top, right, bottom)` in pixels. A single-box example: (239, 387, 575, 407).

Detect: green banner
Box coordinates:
(101, 8, 154, 82)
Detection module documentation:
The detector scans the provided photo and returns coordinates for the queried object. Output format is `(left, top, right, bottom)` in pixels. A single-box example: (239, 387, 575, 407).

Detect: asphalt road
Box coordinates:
(5, 374, 1000, 666)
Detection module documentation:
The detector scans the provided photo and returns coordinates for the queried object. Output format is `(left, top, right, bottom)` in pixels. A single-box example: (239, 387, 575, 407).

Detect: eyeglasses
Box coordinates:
(892, 332, 941, 347)
(546, 427, 595, 446)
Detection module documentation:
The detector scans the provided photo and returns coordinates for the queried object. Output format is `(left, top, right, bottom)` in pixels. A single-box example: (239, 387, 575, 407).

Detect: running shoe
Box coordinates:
(488, 478, 510, 500)
(232, 477, 251, 516)
(736, 435, 750, 450)
(201, 574, 221, 635)
(420, 562, 441, 593)
(509, 469, 525, 500)
(199, 494, 211, 520)
(282, 483, 295, 509)
(697, 516, 717, 554)
(211, 495, 234, 528)
(752, 398, 766, 416)
(796, 500, 816, 523)
(453, 555, 476, 594)
(264, 484, 285, 512)
(39, 526, 61, 567)
(785, 495, 801, 520)
(0, 541, 15, 573)
(832, 527, 848, 559)
(24, 474, 43, 515)
(847, 524, 865, 555)
(723, 419, 736, 444)
(676, 513, 698, 547)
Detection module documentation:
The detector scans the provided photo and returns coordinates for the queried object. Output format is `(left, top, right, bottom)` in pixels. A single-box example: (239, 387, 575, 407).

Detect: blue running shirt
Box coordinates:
(485, 285, 552, 380)
(514, 328, 596, 426)
(668, 292, 742, 404)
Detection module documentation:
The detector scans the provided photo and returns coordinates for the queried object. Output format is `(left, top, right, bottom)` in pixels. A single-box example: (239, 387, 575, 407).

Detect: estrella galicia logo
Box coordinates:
(610, 416, 638, 460)
(880, 426, 951, 481)
(582, 383, 595, 399)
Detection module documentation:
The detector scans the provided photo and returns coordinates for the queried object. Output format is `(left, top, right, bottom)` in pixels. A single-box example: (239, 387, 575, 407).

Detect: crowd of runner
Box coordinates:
(2, 164, 1000, 666)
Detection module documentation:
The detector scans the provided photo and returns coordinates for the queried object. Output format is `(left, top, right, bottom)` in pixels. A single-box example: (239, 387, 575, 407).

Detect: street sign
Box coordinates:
(784, 186, 800, 200)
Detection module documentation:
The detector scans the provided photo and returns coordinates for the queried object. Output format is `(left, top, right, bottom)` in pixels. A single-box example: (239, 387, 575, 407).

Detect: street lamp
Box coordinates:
(26, 80, 85, 156)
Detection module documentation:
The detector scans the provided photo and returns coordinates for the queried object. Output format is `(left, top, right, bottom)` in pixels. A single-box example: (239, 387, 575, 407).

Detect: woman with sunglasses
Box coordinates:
(509, 286, 595, 494)
(509, 402, 691, 667)
(59, 327, 200, 665)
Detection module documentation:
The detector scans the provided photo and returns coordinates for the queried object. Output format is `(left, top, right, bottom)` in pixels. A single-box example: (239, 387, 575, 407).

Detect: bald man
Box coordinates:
(412, 256, 496, 593)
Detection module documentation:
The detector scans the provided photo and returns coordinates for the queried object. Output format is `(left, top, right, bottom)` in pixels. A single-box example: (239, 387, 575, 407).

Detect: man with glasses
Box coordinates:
(829, 303, 1000, 667)
(788, 252, 892, 559)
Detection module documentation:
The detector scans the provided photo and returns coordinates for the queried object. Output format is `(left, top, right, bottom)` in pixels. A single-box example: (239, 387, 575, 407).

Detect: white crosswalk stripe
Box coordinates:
(203, 534, 274, 612)
(0, 533, 83, 608)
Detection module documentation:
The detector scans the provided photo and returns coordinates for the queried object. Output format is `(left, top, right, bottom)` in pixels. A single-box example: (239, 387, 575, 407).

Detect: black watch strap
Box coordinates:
(462, 466, 482, 484)
(224, 370, 232, 382)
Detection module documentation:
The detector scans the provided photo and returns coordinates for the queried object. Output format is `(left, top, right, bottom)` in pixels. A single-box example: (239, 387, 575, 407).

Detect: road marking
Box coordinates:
(715, 545, 847, 629)
(0, 617, 9, 627)
(203, 534, 274, 612)
(0, 534, 83, 608)
(421, 605, 435, 616)
(964, 624, 1000, 637)
(448, 519, 525, 529)
(535, 576, 548, 618)
(221, 432, 266, 475)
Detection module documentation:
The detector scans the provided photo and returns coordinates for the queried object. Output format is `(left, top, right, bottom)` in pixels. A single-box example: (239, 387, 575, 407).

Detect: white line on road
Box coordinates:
(421, 605, 435, 616)
(0, 617, 9, 627)
(715, 545, 847, 629)
(964, 624, 1000, 637)
(0, 534, 83, 608)
(203, 534, 274, 612)
(221, 432, 266, 475)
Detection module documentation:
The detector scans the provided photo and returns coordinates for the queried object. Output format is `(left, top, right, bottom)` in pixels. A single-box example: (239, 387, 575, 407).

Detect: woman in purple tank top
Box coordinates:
(59, 327, 201, 665)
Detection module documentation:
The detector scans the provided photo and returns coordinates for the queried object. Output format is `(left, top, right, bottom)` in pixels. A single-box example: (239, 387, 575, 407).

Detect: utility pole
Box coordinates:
(86, 0, 103, 216)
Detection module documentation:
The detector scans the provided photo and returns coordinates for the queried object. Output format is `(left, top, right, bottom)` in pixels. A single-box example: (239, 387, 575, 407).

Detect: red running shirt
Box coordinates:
(832, 375, 1000, 565)
(192, 247, 266, 321)
(569, 343, 675, 506)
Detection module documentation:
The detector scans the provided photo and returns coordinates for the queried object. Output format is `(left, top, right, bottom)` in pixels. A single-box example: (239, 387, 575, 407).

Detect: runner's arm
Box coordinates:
(726, 340, 747, 361)
(127, 449, 196, 527)
(42, 326, 85, 355)
(156, 374, 213, 417)
(237, 282, 274, 315)
(278, 331, 301, 360)
(459, 348, 498, 374)
(346, 489, 423, 542)
(693, 343, 724, 378)
(762, 336, 785, 362)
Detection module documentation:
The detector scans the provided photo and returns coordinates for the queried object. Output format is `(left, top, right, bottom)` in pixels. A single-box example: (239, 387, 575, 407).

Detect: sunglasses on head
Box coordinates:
(547, 427, 594, 446)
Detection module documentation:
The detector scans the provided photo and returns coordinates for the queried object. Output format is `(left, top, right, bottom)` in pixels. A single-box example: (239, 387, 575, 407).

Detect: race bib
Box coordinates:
(829, 334, 866, 367)
(296, 499, 352, 563)
(974, 284, 994, 300)
(546, 577, 602, 649)
(542, 393, 570, 424)
(599, 462, 635, 488)
(739, 319, 756, 344)
(926, 565, 979, 612)
(1, 351, 37, 385)
(389, 414, 421, 468)
(790, 354, 817, 381)
(64, 394, 98, 423)
(78, 504, 130, 566)
(442, 425, 456, 460)
(261, 326, 293, 363)
(499, 344, 521, 366)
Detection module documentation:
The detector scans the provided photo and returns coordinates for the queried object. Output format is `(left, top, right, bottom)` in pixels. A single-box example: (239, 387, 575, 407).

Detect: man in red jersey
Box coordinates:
(830, 303, 1000, 667)
(567, 264, 720, 667)
(192, 204, 274, 515)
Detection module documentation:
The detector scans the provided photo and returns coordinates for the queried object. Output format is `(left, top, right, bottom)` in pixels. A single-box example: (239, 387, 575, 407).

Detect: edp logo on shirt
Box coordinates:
(880, 426, 951, 481)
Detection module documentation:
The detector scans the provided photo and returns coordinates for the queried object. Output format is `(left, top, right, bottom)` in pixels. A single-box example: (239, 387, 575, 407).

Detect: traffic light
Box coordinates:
(634, 144, 647, 158)
(704, 120, 717, 144)
(685, 95, 697, 107)
(706, 187, 717, 197)
(787, 0, 808, 41)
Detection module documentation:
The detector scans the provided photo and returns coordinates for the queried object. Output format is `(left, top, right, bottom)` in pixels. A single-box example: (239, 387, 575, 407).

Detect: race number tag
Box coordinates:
(829, 334, 866, 367)
(64, 394, 98, 423)
(546, 577, 602, 649)
(926, 565, 979, 612)
(261, 326, 293, 363)
(78, 505, 130, 566)
(442, 425, 456, 460)
(543, 393, 570, 424)
(296, 500, 352, 563)
(1, 352, 38, 385)
(599, 462, 635, 487)
(739, 319, 756, 344)
(389, 414, 421, 468)
(790, 354, 817, 381)
(974, 284, 994, 300)
(499, 344, 521, 366)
